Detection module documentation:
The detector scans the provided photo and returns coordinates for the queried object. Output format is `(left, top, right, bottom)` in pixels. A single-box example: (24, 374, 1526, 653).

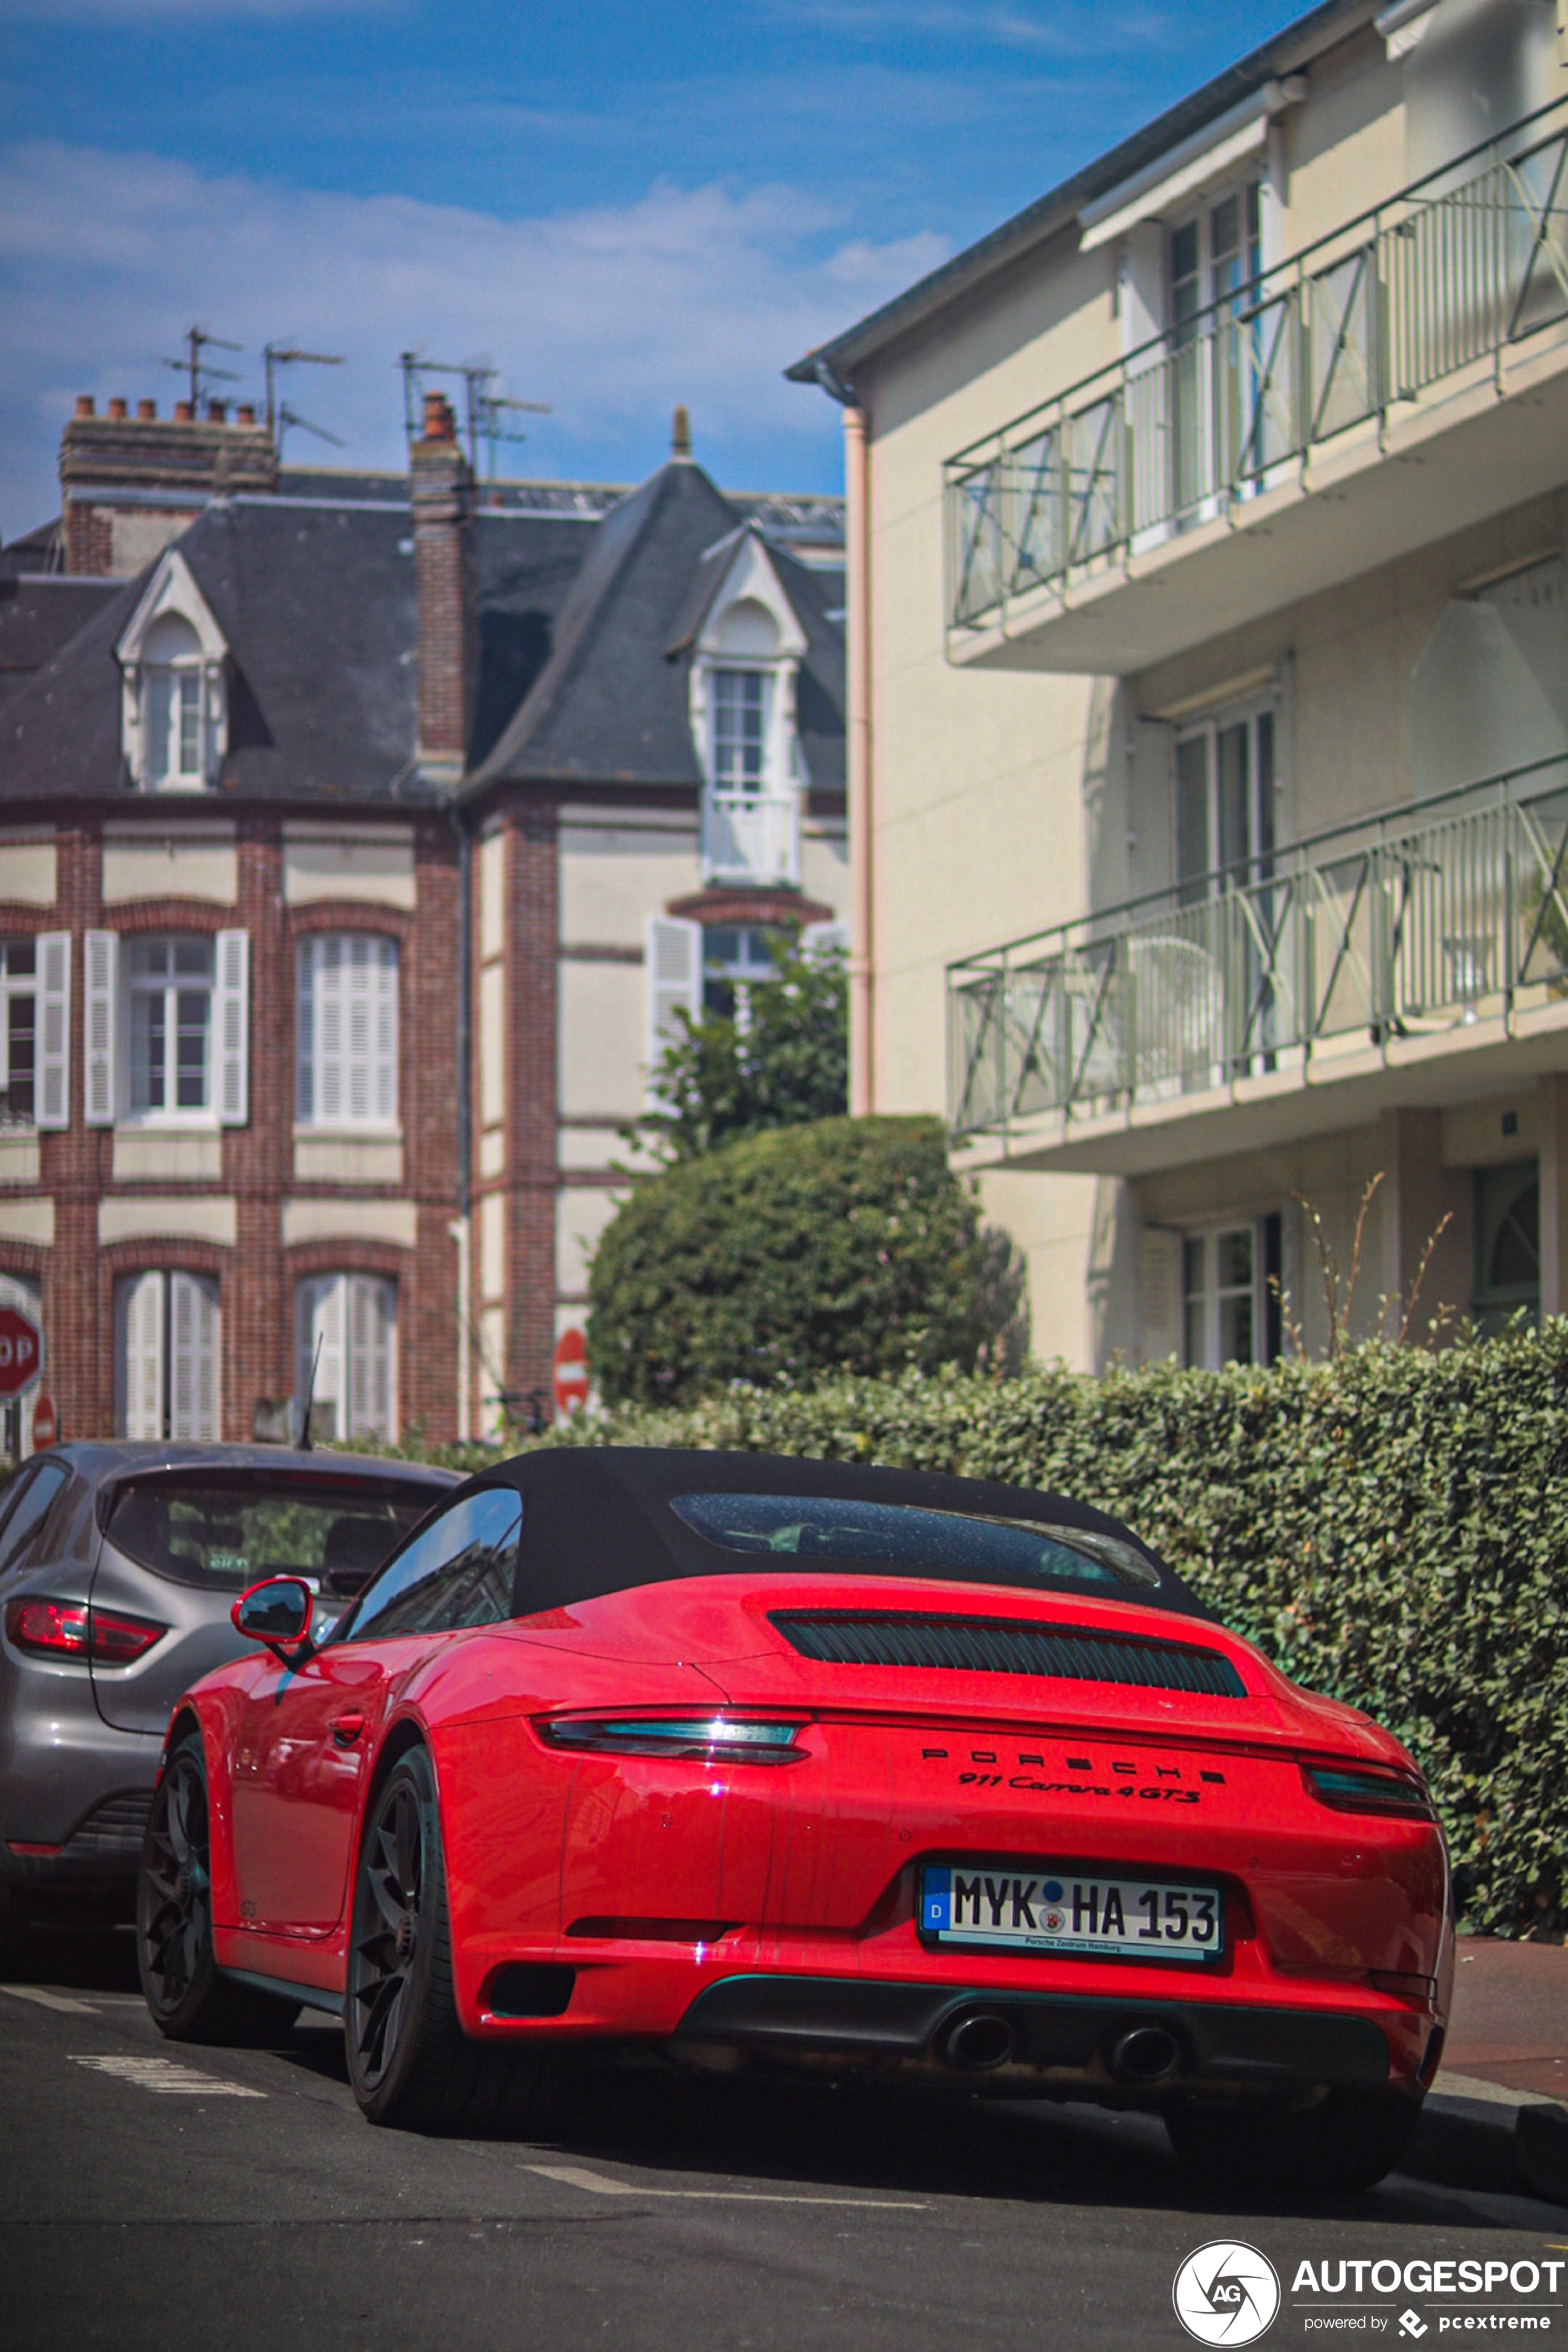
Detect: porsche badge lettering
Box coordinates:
(917, 1745, 1227, 1804)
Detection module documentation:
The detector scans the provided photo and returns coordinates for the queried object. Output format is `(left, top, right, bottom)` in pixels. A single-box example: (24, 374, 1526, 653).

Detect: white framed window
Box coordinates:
(711, 669, 769, 793)
(127, 936, 214, 1116)
(1182, 1216, 1282, 1369)
(702, 922, 781, 1019)
(140, 613, 212, 791)
(1175, 703, 1276, 894)
(296, 1274, 398, 1445)
(0, 935, 69, 1131)
(296, 934, 399, 1128)
(85, 928, 247, 1127)
(115, 1269, 220, 1440)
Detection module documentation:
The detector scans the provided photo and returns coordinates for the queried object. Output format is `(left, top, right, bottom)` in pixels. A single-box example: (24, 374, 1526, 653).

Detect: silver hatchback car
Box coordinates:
(0, 1442, 456, 1949)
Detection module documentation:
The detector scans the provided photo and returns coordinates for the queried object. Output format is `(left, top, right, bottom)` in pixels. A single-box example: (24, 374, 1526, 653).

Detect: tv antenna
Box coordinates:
(263, 343, 346, 458)
(160, 326, 242, 409)
(398, 352, 551, 478)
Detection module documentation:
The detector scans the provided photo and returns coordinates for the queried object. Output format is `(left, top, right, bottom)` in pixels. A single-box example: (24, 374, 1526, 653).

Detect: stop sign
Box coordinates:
(30, 1394, 56, 1450)
(0, 1305, 43, 1401)
(553, 1325, 590, 1417)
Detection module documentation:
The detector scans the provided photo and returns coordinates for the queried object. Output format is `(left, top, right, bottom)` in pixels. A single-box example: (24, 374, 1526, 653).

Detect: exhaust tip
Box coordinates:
(1109, 2024, 1181, 2085)
(942, 2009, 1016, 2073)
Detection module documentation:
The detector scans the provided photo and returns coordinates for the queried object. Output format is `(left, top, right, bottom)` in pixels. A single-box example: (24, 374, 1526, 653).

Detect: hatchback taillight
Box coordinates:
(4, 1598, 166, 1666)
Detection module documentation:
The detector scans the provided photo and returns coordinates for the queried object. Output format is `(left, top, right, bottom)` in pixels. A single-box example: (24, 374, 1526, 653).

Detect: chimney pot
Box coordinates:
(107, 398, 128, 422)
(174, 400, 194, 423)
(672, 403, 691, 459)
(74, 395, 95, 419)
(421, 391, 457, 443)
(236, 403, 256, 426)
(136, 399, 156, 421)
(207, 400, 227, 423)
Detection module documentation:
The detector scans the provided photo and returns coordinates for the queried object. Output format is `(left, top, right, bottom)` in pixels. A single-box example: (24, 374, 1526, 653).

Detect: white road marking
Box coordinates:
(70, 2055, 265, 2098)
(2, 1985, 99, 2014)
(527, 2162, 924, 2209)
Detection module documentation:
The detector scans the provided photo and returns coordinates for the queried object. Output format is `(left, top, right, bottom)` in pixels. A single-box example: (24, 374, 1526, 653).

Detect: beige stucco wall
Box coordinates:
(558, 958, 645, 1121)
(558, 814, 701, 949)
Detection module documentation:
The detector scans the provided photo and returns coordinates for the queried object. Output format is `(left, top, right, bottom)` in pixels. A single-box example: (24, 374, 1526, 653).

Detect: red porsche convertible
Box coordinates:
(136, 1449, 1451, 2187)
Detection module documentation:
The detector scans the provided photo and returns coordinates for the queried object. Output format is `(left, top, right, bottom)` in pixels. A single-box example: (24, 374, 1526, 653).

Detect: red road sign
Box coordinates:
(30, 1394, 56, 1450)
(553, 1325, 590, 1417)
(0, 1305, 43, 1401)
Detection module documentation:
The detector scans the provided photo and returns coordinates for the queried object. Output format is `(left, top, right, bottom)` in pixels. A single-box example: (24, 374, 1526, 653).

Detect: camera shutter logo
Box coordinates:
(1172, 2241, 1282, 2346)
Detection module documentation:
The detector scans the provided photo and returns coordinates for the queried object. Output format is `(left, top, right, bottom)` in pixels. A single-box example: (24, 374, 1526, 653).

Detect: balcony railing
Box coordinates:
(701, 786, 801, 887)
(948, 758, 1568, 1143)
(946, 96, 1568, 633)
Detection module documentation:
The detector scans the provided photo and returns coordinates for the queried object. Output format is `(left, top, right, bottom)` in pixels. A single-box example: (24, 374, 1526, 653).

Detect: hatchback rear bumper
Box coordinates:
(673, 1972, 1399, 2095)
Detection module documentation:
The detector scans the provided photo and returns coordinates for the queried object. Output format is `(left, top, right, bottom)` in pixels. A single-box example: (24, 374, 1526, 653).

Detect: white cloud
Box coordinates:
(0, 140, 949, 533)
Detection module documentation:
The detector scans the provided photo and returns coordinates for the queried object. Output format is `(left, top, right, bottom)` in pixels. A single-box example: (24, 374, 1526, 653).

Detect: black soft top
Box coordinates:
(462, 1447, 1212, 1621)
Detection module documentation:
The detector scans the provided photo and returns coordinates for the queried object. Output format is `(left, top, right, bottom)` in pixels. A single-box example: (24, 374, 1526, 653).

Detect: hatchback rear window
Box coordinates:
(669, 1494, 1161, 1593)
(104, 1474, 440, 1593)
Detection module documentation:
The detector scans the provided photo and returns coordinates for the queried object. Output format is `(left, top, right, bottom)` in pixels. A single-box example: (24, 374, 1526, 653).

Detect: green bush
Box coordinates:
(389, 1328, 1568, 1937)
(586, 1115, 989, 1406)
(638, 935, 848, 1164)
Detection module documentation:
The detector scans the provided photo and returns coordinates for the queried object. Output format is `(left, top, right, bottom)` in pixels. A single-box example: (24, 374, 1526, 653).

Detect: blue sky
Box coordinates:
(2, 0, 1306, 538)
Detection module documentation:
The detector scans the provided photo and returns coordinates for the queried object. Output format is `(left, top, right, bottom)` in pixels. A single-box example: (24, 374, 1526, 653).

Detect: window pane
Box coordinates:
(175, 990, 209, 1108)
(177, 673, 201, 775)
(1176, 735, 1211, 896)
(712, 670, 766, 790)
(146, 670, 173, 785)
(106, 1473, 432, 1591)
(4, 940, 36, 979)
(1217, 1226, 1254, 1291)
(1218, 1289, 1254, 1365)
(130, 990, 164, 1111)
(4, 991, 35, 1124)
(345, 1487, 522, 1641)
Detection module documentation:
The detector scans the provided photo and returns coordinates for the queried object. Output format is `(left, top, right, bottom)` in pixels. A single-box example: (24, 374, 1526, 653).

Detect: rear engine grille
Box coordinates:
(769, 1612, 1247, 1698)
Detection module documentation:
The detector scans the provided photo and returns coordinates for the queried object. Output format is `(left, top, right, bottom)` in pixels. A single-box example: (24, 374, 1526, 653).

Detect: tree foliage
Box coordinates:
(640, 936, 848, 1163)
(587, 1114, 993, 1404)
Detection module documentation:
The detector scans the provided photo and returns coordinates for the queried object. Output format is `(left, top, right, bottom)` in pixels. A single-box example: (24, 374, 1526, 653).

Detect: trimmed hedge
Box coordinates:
(586, 1116, 986, 1405)
(387, 1327, 1568, 1938)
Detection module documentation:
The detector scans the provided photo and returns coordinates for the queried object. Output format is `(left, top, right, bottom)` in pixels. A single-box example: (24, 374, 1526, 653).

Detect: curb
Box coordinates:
(1404, 2075, 1568, 2204)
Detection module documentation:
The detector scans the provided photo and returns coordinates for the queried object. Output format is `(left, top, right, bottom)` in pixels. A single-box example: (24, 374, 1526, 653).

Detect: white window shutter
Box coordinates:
(170, 1271, 219, 1440)
(84, 930, 119, 1125)
(644, 915, 703, 1106)
(1137, 1225, 1185, 1366)
(801, 920, 849, 961)
(295, 940, 314, 1122)
(296, 1274, 345, 1445)
(375, 940, 398, 1124)
(348, 1274, 397, 1442)
(34, 931, 70, 1128)
(215, 928, 249, 1125)
(118, 1271, 165, 1440)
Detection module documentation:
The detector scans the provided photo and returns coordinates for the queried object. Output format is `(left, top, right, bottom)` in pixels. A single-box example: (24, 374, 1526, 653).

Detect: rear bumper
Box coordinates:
(672, 1973, 1396, 2096)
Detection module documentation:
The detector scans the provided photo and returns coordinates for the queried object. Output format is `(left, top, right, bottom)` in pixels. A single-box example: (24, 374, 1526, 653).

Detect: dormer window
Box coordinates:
(115, 548, 228, 794)
(711, 666, 769, 791)
(142, 614, 207, 788)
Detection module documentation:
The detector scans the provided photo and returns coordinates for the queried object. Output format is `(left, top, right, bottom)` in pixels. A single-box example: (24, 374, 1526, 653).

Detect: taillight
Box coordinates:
(1303, 1762, 1437, 1820)
(4, 1598, 166, 1666)
(535, 1714, 808, 1764)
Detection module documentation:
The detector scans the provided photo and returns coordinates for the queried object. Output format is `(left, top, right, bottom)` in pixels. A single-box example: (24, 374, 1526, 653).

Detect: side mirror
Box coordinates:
(232, 1576, 315, 1659)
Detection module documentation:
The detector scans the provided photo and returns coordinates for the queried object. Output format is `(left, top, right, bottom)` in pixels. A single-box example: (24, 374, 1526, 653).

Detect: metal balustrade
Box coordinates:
(946, 98, 1568, 633)
(948, 760, 1568, 1142)
(701, 788, 801, 887)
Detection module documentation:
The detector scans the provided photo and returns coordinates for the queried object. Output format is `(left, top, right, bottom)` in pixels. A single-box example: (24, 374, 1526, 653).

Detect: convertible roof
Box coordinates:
(477, 1446, 1211, 1619)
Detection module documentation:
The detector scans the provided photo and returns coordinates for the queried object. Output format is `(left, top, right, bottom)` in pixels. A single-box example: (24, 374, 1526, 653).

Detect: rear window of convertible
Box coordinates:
(669, 1494, 1161, 1593)
(105, 1474, 439, 1591)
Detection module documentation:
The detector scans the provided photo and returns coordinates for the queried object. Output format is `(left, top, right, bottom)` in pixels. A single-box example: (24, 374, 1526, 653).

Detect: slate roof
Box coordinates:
(469, 461, 844, 796)
(0, 576, 121, 713)
(0, 459, 844, 807)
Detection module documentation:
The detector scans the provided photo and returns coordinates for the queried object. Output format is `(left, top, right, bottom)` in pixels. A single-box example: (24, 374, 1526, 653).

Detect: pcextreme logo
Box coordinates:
(1173, 2241, 1283, 2345)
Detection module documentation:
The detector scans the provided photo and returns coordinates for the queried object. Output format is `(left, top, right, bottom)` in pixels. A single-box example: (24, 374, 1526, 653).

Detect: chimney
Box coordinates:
(409, 393, 476, 783)
(671, 403, 691, 460)
(59, 387, 277, 575)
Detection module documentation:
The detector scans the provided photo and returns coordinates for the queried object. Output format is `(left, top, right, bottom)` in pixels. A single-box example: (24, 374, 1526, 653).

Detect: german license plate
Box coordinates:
(920, 1864, 1224, 1964)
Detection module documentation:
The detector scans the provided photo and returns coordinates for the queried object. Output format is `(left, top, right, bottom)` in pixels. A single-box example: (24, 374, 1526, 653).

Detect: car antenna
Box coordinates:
(298, 1333, 324, 1453)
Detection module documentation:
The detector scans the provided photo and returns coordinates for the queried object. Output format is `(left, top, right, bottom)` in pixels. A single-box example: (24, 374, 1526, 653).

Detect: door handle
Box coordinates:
(329, 1712, 365, 1748)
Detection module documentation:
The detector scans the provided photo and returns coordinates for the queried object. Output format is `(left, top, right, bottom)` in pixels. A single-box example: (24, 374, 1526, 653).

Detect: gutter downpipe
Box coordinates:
(447, 798, 473, 1443)
(815, 357, 874, 1115)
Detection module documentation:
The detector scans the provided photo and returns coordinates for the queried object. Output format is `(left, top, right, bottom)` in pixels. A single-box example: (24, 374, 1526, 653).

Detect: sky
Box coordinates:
(1, 0, 1309, 540)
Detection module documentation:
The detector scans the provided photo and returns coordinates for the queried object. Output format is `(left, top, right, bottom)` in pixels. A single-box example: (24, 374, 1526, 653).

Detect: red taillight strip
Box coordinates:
(3, 1597, 166, 1666)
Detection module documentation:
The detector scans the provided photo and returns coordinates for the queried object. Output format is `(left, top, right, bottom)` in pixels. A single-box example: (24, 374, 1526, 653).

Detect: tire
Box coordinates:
(344, 1746, 561, 2135)
(136, 1733, 300, 2046)
(1164, 2083, 1425, 2195)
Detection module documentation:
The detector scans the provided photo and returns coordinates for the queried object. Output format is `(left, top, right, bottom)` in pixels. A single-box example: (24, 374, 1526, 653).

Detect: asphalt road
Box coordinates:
(2, 1928, 1566, 2352)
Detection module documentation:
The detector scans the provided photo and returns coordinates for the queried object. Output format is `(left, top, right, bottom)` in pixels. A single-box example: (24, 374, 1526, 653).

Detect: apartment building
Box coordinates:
(793, 0, 1568, 1366)
(0, 396, 846, 1449)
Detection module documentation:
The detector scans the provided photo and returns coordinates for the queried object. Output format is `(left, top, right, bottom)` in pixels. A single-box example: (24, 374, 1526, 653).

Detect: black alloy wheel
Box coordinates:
(136, 1733, 299, 2045)
(344, 1746, 564, 2135)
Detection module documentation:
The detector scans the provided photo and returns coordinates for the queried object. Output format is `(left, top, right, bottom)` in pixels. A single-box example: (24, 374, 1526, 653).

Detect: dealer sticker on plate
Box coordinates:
(920, 1865, 1224, 1963)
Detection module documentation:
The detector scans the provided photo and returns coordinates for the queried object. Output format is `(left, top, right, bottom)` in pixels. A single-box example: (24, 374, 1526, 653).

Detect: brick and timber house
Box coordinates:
(0, 393, 846, 1449)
